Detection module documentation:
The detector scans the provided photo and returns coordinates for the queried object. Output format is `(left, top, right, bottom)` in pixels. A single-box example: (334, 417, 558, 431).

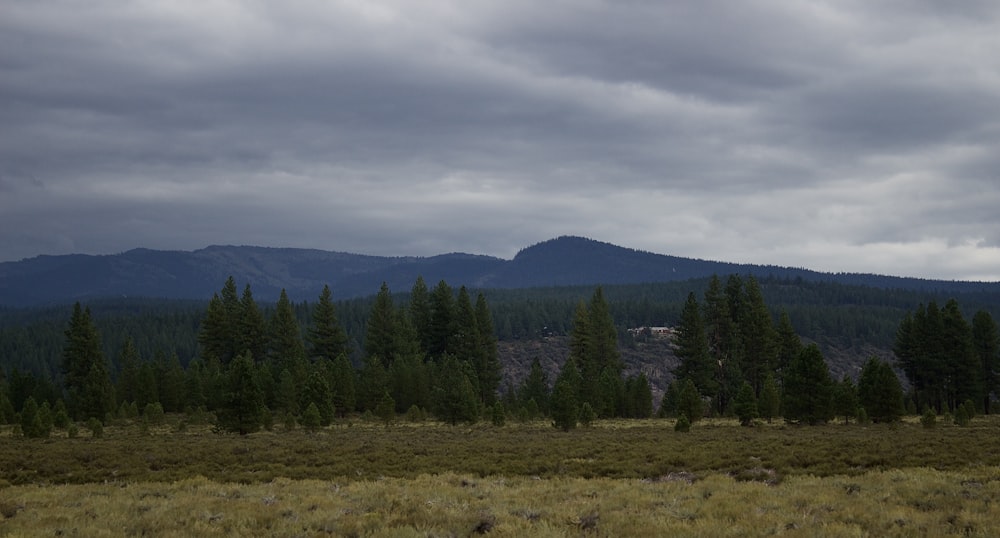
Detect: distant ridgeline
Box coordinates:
(2, 236, 998, 307)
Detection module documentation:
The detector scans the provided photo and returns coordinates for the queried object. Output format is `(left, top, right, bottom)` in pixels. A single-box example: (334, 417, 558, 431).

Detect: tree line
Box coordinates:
(658, 275, 1000, 426)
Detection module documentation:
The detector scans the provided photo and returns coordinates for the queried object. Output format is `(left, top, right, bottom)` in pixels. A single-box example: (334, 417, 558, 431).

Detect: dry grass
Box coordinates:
(1, 416, 999, 535)
(1, 468, 999, 536)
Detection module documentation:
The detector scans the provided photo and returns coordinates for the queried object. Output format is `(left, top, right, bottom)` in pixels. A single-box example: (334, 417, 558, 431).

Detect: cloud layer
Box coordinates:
(2, 1, 999, 281)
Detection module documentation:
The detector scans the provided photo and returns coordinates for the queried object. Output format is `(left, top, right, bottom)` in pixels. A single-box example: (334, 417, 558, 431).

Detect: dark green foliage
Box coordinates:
(474, 293, 501, 405)
(491, 402, 506, 426)
(301, 402, 322, 433)
(86, 416, 103, 438)
(20, 397, 49, 438)
(428, 280, 455, 359)
(733, 381, 758, 426)
(300, 366, 334, 426)
(144, 402, 165, 425)
(624, 373, 653, 418)
(517, 358, 550, 415)
(62, 303, 114, 420)
(833, 376, 859, 424)
(971, 310, 1000, 414)
(782, 344, 832, 425)
(269, 289, 306, 375)
(197, 277, 241, 365)
(375, 391, 396, 425)
(358, 354, 387, 412)
(658, 380, 679, 418)
(307, 285, 350, 361)
(857, 357, 904, 423)
(115, 338, 141, 407)
(740, 276, 777, 396)
(238, 285, 268, 363)
(579, 402, 596, 427)
(432, 356, 479, 425)
(53, 400, 70, 429)
(676, 379, 703, 423)
(674, 414, 691, 432)
(329, 353, 357, 417)
(673, 293, 715, 398)
(759, 373, 780, 423)
(954, 405, 970, 426)
(921, 407, 937, 428)
(217, 352, 265, 435)
(409, 276, 432, 354)
(364, 283, 398, 368)
(551, 359, 581, 431)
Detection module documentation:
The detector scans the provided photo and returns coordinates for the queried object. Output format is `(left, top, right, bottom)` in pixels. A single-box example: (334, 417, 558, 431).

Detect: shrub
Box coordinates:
(491, 403, 506, 427)
(921, 408, 936, 429)
(144, 402, 165, 425)
(579, 403, 596, 427)
(87, 417, 103, 438)
(301, 403, 322, 433)
(674, 415, 691, 433)
(953, 405, 970, 427)
(405, 405, 426, 423)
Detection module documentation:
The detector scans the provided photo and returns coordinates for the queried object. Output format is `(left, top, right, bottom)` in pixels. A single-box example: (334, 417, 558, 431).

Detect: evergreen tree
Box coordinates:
(375, 390, 396, 425)
(832, 375, 859, 424)
(239, 284, 268, 362)
(409, 276, 432, 354)
(673, 292, 715, 398)
(759, 372, 781, 423)
(971, 310, 1000, 414)
(197, 277, 242, 365)
(733, 381, 758, 426)
(276, 369, 299, 415)
(358, 354, 387, 412)
(659, 380, 680, 418)
(115, 337, 141, 406)
(301, 402, 322, 433)
(782, 344, 832, 425)
(676, 378, 703, 423)
(428, 280, 455, 358)
(474, 293, 501, 406)
(550, 358, 581, 431)
(62, 303, 113, 419)
(518, 357, 550, 415)
(308, 285, 349, 361)
(857, 357, 904, 423)
(451, 287, 482, 397)
(941, 299, 981, 412)
(218, 351, 265, 435)
(158, 353, 186, 413)
(627, 373, 653, 418)
(364, 283, 398, 368)
(300, 365, 335, 425)
(388, 353, 431, 412)
(269, 289, 306, 376)
(329, 353, 356, 417)
(703, 275, 735, 413)
(774, 310, 802, 380)
(740, 276, 777, 396)
(432, 355, 479, 425)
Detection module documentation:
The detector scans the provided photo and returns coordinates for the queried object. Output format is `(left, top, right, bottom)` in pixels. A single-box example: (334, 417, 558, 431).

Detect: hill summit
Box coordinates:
(1, 236, 995, 306)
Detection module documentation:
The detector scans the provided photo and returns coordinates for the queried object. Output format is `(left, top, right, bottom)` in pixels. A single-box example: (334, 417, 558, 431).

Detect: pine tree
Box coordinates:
(276, 369, 299, 415)
(218, 351, 265, 435)
(474, 293, 501, 406)
(518, 357, 550, 415)
(269, 289, 306, 376)
(550, 358, 581, 431)
(300, 365, 334, 426)
(673, 292, 715, 398)
(857, 357, 904, 423)
(740, 276, 777, 396)
(941, 299, 981, 412)
(733, 381, 758, 426)
(375, 390, 396, 425)
(62, 303, 113, 419)
(782, 344, 832, 425)
(627, 373, 653, 418)
(428, 280, 455, 359)
(308, 285, 349, 361)
(703, 275, 735, 414)
(409, 276, 432, 354)
(774, 310, 802, 379)
(158, 353, 186, 413)
(239, 284, 268, 362)
(676, 379, 703, 423)
(832, 375, 859, 424)
(329, 352, 356, 417)
(198, 277, 242, 365)
(115, 337, 140, 406)
(972, 310, 1000, 414)
(759, 372, 781, 423)
(432, 355, 479, 425)
(300, 402, 322, 433)
(364, 283, 398, 368)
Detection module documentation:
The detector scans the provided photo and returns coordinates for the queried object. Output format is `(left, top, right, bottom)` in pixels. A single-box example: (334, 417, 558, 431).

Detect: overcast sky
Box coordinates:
(2, 1, 999, 281)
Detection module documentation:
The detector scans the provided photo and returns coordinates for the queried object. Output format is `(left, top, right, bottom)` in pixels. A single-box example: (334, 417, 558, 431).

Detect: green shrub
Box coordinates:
(301, 403, 322, 433)
(675, 415, 691, 433)
(920, 408, 936, 429)
(953, 406, 969, 426)
(143, 402, 165, 425)
(87, 417, 103, 438)
(579, 403, 596, 427)
(491, 403, 506, 427)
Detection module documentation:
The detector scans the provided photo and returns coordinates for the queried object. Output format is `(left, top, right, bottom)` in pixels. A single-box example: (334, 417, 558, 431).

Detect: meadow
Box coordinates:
(1, 416, 999, 536)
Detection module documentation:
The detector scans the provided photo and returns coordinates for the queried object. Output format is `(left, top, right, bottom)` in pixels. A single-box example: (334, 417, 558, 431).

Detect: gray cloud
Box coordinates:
(1, 1, 998, 281)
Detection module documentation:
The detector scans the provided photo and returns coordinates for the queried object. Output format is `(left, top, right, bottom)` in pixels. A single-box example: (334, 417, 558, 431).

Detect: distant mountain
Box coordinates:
(2, 236, 997, 306)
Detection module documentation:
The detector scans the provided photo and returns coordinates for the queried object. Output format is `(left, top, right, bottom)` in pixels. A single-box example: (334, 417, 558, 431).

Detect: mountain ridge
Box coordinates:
(2, 235, 997, 306)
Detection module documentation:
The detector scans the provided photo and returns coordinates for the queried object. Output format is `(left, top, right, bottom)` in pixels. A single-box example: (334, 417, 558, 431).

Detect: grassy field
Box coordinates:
(1, 416, 999, 536)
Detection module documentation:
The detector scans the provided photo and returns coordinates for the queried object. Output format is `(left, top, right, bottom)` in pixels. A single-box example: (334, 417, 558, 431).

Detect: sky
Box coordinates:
(2, 1, 999, 281)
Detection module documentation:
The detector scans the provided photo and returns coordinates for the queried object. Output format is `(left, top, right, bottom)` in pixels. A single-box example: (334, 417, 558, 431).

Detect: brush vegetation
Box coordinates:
(2, 416, 1000, 535)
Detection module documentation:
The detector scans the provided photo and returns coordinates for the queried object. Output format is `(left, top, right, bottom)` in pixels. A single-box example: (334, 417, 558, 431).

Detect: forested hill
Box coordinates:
(2, 236, 998, 306)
